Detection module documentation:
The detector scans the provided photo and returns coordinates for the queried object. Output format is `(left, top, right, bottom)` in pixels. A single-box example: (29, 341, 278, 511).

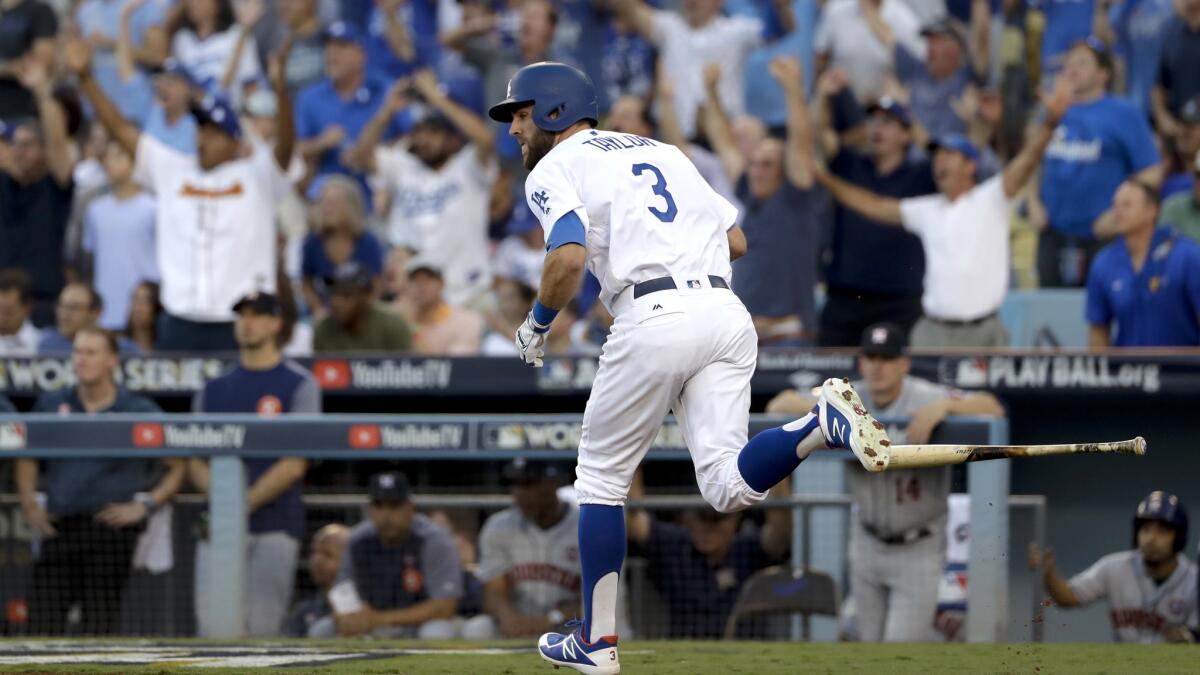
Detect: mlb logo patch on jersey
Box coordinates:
(686, 279, 701, 289)
(532, 190, 551, 214)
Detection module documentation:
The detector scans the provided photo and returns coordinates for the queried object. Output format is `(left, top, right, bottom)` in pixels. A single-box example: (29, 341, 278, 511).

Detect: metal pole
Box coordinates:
(802, 505, 812, 640)
(205, 456, 247, 638)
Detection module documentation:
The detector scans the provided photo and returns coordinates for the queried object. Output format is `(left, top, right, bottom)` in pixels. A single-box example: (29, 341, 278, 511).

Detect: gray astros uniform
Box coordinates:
(848, 376, 961, 642)
(461, 502, 583, 640)
(1068, 551, 1199, 643)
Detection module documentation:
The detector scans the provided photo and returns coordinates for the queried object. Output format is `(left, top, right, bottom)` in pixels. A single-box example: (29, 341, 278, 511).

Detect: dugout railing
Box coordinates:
(0, 413, 1015, 642)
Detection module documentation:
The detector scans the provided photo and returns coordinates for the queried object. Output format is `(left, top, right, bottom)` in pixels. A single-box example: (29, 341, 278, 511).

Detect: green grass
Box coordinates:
(0, 640, 1194, 674)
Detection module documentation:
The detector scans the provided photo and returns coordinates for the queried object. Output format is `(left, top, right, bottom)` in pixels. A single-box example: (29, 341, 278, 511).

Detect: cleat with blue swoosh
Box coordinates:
(818, 378, 891, 473)
(538, 622, 620, 675)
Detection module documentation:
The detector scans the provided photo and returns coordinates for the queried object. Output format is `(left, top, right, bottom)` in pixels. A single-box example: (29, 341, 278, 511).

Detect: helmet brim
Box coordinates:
(488, 98, 534, 123)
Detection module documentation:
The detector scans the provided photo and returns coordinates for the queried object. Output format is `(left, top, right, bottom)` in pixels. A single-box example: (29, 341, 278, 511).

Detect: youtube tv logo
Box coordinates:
(349, 424, 381, 449)
(314, 360, 352, 390)
(132, 423, 164, 448)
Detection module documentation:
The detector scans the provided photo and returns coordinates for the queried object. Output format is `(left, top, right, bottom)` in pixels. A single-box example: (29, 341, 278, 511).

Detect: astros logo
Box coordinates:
(257, 395, 283, 417)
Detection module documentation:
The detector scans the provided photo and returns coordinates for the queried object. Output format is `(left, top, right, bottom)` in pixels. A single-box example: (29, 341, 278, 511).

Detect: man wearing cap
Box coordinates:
(0, 60, 74, 327)
(810, 83, 935, 346)
(296, 20, 409, 200)
(314, 261, 412, 352)
(349, 68, 496, 308)
(402, 258, 485, 355)
(1086, 180, 1200, 348)
(463, 458, 581, 640)
(1040, 39, 1162, 287)
(810, 79, 1073, 347)
(188, 291, 320, 636)
(65, 37, 296, 352)
(894, 17, 989, 139)
(767, 322, 1004, 641)
(333, 471, 464, 639)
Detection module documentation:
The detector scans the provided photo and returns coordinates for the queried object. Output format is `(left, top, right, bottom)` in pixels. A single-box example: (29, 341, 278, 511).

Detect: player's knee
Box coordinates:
(697, 476, 766, 514)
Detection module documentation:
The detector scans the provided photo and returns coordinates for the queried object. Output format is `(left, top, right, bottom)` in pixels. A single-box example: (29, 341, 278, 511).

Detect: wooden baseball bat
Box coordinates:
(881, 436, 1147, 470)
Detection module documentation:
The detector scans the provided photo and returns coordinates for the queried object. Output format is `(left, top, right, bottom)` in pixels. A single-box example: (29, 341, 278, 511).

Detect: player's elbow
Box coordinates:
(727, 225, 748, 261)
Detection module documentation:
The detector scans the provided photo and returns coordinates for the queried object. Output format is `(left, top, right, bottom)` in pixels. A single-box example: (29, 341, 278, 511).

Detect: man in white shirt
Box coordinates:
(810, 79, 1073, 347)
(0, 269, 40, 356)
(65, 36, 295, 352)
(815, 0, 924, 103)
(614, 0, 794, 139)
(349, 70, 496, 308)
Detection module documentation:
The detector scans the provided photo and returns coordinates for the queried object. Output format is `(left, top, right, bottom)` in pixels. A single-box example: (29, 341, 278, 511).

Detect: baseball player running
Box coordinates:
(1029, 491, 1198, 643)
(488, 62, 891, 674)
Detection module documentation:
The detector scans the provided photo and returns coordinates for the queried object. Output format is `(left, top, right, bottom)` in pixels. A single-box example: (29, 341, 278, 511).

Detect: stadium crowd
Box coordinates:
(1, 0, 1199, 646)
(0, 0, 1198, 358)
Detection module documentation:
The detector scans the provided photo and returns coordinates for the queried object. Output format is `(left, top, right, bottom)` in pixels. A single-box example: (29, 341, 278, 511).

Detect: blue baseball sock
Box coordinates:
(736, 411, 821, 492)
(578, 503, 624, 643)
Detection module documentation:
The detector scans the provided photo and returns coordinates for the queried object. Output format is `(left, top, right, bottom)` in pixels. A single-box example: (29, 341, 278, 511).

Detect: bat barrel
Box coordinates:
(884, 437, 1148, 470)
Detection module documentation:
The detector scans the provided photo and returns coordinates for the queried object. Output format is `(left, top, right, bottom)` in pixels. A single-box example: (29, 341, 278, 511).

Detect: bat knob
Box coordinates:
(1133, 436, 1147, 455)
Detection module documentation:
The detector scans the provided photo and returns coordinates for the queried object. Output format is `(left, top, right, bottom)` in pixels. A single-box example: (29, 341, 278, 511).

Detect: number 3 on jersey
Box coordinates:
(631, 163, 678, 223)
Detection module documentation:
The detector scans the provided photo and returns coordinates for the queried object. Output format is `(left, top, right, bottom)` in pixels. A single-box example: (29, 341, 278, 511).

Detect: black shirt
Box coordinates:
(0, 171, 72, 303)
(733, 175, 825, 330)
(1158, 18, 1200, 116)
(826, 149, 935, 296)
(0, 0, 57, 119)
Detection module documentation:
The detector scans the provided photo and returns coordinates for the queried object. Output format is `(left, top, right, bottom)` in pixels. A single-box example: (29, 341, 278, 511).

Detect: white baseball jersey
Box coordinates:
(133, 135, 286, 322)
(523, 129, 739, 312)
(1068, 551, 1199, 643)
(376, 143, 495, 306)
(476, 503, 581, 616)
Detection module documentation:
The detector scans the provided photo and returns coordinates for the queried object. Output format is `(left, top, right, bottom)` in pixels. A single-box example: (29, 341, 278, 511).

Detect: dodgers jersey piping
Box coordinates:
(522, 128, 740, 312)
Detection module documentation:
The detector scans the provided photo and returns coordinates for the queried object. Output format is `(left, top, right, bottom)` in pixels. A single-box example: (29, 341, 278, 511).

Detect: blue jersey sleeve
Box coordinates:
(294, 88, 321, 140)
(1085, 256, 1114, 326)
(546, 211, 587, 251)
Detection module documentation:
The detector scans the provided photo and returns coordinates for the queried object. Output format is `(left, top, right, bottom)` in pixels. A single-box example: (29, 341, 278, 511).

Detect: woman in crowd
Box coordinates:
(124, 281, 161, 354)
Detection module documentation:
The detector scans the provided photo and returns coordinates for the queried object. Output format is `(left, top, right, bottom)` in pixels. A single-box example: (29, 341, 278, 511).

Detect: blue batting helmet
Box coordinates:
(1132, 491, 1189, 552)
(488, 62, 598, 133)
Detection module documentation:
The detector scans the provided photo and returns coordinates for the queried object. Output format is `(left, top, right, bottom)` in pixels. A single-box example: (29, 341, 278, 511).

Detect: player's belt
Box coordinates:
(632, 275, 729, 299)
(862, 523, 933, 546)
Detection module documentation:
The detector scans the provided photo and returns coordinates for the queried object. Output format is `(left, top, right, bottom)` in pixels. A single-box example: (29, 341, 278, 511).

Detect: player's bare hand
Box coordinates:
(703, 64, 721, 92)
(765, 389, 815, 416)
(905, 399, 949, 445)
(515, 313, 548, 367)
(95, 501, 149, 528)
(767, 56, 803, 92)
(22, 503, 57, 538)
(64, 37, 93, 77)
(1028, 542, 1055, 571)
(335, 607, 379, 636)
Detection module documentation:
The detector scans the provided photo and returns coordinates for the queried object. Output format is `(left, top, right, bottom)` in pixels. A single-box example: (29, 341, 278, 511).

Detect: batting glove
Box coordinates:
(515, 312, 550, 367)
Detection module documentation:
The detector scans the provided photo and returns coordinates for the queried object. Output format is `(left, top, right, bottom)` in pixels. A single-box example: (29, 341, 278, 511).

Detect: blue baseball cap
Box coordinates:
(158, 57, 198, 86)
(928, 133, 980, 165)
(866, 96, 912, 128)
(190, 94, 242, 139)
(325, 20, 365, 47)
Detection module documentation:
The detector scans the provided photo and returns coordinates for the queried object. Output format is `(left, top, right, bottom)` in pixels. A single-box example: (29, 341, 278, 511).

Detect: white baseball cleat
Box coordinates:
(818, 377, 891, 473)
(538, 623, 620, 675)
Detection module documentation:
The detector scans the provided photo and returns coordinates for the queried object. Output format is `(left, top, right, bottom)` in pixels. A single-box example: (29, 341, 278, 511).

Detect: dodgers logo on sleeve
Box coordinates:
(532, 190, 551, 215)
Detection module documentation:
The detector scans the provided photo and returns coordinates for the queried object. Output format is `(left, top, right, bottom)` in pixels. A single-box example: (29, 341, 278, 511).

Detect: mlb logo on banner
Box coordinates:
(349, 424, 381, 449)
(132, 423, 165, 448)
(314, 360, 352, 389)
